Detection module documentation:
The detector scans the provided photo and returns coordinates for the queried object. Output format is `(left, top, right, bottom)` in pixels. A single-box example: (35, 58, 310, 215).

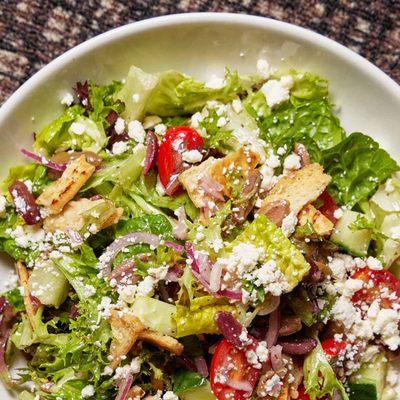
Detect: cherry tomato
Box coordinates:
(351, 267, 400, 308)
(297, 385, 310, 400)
(157, 126, 203, 194)
(321, 338, 347, 357)
(210, 339, 260, 400)
(316, 190, 338, 223)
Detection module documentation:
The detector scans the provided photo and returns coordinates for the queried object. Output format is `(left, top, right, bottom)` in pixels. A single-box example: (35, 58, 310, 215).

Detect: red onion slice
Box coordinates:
(21, 149, 67, 171)
(143, 131, 158, 175)
(173, 206, 188, 241)
(115, 374, 133, 400)
(278, 337, 317, 355)
(266, 308, 280, 348)
(164, 241, 184, 254)
(108, 257, 141, 287)
(66, 228, 83, 247)
(194, 356, 209, 378)
(270, 345, 283, 372)
(199, 175, 225, 202)
(165, 174, 181, 196)
(99, 232, 160, 277)
(215, 311, 253, 349)
(226, 378, 253, 393)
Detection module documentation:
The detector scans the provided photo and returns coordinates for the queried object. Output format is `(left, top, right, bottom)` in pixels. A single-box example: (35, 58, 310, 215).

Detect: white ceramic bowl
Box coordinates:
(0, 13, 399, 398)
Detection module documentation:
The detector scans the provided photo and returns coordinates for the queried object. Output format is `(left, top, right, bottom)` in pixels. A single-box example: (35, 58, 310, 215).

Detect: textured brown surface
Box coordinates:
(0, 0, 399, 105)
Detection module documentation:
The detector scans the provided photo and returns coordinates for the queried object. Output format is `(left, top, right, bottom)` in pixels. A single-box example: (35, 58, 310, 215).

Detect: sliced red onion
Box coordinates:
(165, 265, 182, 282)
(199, 175, 225, 202)
(90, 195, 103, 201)
(270, 345, 283, 372)
(66, 228, 83, 247)
(194, 356, 209, 378)
(115, 374, 133, 400)
(215, 311, 253, 349)
(185, 243, 242, 301)
(209, 262, 222, 293)
(165, 174, 181, 196)
(0, 297, 16, 388)
(99, 232, 160, 277)
(173, 206, 188, 241)
(108, 258, 141, 287)
(143, 131, 158, 175)
(164, 241, 184, 254)
(257, 296, 280, 316)
(226, 378, 253, 393)
(69, 303, 80, 319)
(21, 149, 66, 171)
(278, 338, 317, 355)
(266, 308, 280, 348)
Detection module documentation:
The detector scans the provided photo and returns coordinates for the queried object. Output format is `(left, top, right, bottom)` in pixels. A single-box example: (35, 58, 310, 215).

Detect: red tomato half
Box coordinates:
(210, 339, 260, 400)
(321, 338, 347, 357)
(157, 126, 203, 193)
(351, 267, 400, 308)
(316, 191, 338, 223)
(297, 385, 310, 400)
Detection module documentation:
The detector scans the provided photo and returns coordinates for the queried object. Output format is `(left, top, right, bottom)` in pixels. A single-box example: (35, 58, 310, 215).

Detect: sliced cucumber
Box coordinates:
(179, 381, 216, 400)
(331, 210, 372, 256)
(29, 260, 69, 308)
(349, 353, 387, 400)
(130, 296, 176, 336)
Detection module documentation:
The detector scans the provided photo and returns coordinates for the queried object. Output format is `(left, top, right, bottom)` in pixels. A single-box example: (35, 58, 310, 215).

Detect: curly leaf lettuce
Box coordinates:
(322, 132, 399, 207)
(303, 339, 348, 400)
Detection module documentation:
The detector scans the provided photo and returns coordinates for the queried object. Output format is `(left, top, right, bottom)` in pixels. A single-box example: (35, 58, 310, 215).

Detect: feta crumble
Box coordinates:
(60, 92, 74, 106)
(69, 122, 85, 135)
(261, 75, 293, 108)
(114, 117, 125, 134)
(182, 149, 203, 163)
(128, 120, 146, 143)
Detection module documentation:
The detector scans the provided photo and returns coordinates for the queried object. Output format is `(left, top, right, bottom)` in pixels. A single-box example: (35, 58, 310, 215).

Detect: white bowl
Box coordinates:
(0, 13, 399, 398)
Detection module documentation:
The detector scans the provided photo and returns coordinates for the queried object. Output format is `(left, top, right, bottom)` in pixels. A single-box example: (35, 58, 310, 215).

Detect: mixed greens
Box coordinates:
(0, 61, 399, 400)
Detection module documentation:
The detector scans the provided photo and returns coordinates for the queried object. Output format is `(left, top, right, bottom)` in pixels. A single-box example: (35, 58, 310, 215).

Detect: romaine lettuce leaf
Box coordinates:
(174, 296, 237, 337)
(225, 214, 310, 289)
(303, 339, 349, 400)
(145, 69, 251, 117)
(173, 369, 206, 393)
(321, 132, 399, 207)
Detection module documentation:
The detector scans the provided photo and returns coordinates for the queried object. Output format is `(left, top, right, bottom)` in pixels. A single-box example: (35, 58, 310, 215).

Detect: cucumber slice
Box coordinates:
(130, 296, 176, 335)
(29, 260, 69, 308)
(331, 210, 372, 256)
(349, 354, 387, 400)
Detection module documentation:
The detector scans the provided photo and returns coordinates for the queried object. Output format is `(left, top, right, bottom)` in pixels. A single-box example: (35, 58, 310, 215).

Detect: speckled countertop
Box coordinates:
(0, 0, 399, 104)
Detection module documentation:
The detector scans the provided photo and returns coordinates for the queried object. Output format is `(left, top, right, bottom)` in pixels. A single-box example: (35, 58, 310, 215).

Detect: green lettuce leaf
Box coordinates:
(174, 296, 237, 337)
(321, 132, 399, 207)
(225, 214, 310, 289)
(174, 369, 206, 393)
(146, 69, 250, 117)
(2, 288, 24, 313)
(303, 339, 349, 400)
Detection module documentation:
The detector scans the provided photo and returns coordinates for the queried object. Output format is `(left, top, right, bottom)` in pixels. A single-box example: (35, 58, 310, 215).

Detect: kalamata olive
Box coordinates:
(8, 180, 42, 225)
(50, 151, 102, 167)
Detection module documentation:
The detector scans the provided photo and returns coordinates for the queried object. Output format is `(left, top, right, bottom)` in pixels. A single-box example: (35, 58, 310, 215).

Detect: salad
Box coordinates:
(0, 60, 399, 400)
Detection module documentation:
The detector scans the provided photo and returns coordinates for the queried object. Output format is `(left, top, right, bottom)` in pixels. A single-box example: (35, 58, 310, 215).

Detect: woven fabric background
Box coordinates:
(0, 0, 399, 104)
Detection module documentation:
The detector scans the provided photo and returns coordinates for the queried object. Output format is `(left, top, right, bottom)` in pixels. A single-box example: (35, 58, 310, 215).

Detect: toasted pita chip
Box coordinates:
(43, 198, 123, 233)
(139, 330, 184, 355)
(37, 155, 95, 215)
(298, 204, 334, 236)
(108, 309, 145, 370)
(261, 164, 331, 216)
(15, 261, 40, 330)
(127, 386, 145, 399)
(209, 148, 259, 198)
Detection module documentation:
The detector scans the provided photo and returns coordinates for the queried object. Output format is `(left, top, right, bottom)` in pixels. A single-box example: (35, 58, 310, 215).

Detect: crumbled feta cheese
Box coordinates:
(385, 178, 395, 193)
(114, 357, 141, 380)
(276, 146, 286, 156)
(265, 152, 281, 169)
(205, 74, 225, 89)
(373, 308, 400, 350)
(112, 141, 129, 155)
(182, 149, 203, 163)
(333, 208, 344, 219)
(114, 117, 125, 134)
(163, 391, 179, 400)
(261, 76, 293, 108)
(132, 93, 140, 103)
(281, 212, 298, 237)
(231, 98, 242, 113)
(256, 58, 271, 79)
(283, 153, 301, 171)
(156, 175, 166, 196)
(60, 92, 74, 106)
(217, 116, 228, 127)
(366, 256, 383, 270)
(128, 120, 146, 143)
(69, 122, 85, 135)
(81, 385, 94, 398)
(154, 123, 167, 135)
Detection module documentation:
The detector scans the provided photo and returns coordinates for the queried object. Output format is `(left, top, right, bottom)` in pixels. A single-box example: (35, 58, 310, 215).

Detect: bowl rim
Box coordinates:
(0, 12, 399, 122)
